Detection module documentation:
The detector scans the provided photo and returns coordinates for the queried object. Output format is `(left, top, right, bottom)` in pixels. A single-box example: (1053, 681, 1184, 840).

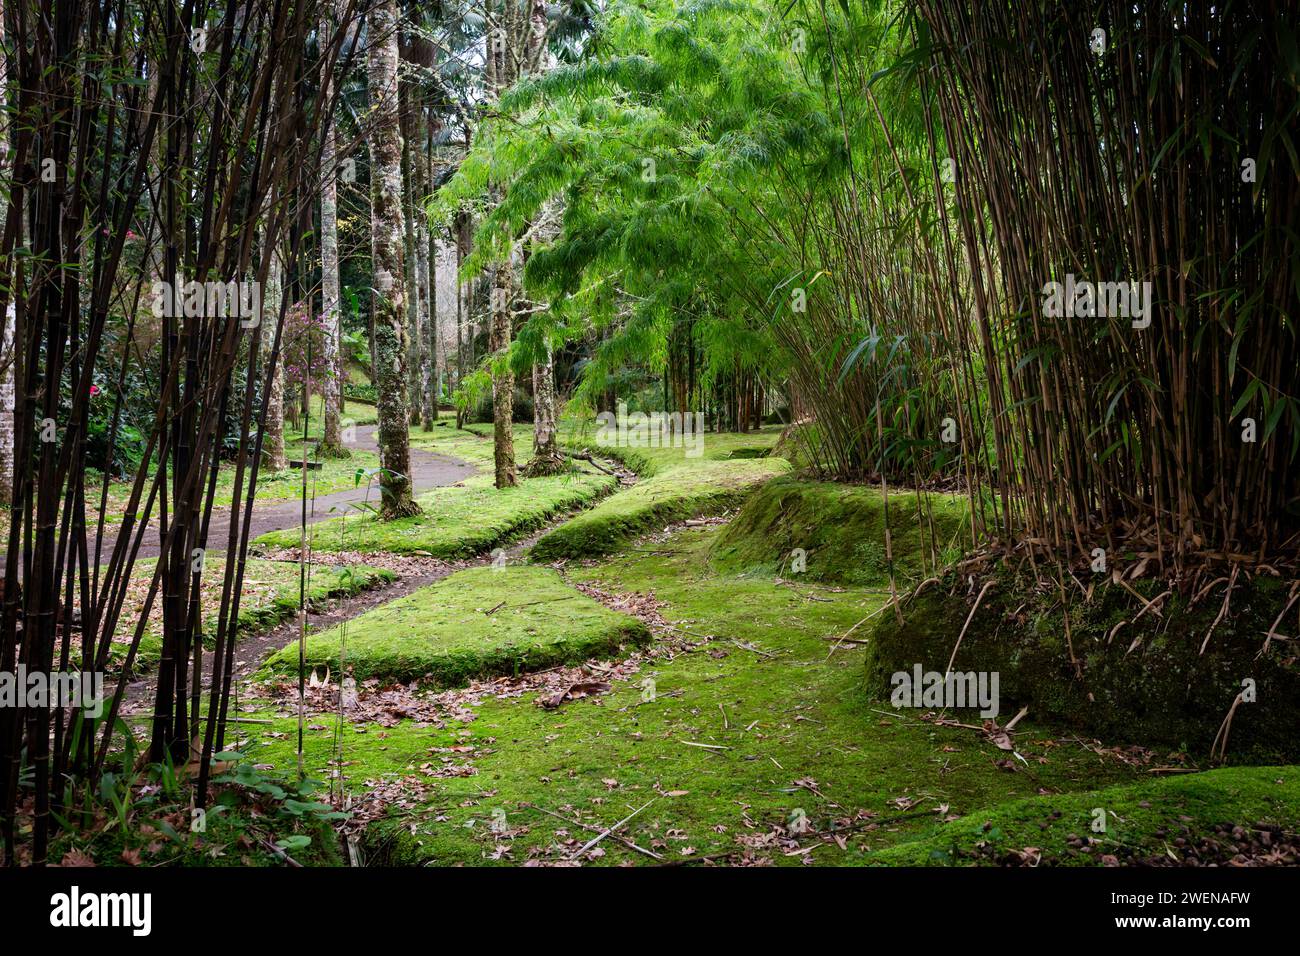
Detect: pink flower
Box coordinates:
(89, 385, 101, 397)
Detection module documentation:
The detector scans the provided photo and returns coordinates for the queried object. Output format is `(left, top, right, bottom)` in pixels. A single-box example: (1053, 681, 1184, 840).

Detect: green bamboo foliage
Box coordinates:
(439, 0, 966, 482)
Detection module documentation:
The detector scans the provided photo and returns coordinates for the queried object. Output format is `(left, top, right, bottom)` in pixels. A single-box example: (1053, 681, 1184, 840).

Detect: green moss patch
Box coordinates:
(548, 421, 785, 477)
(531, 458, 790, 561)
(255, 469, 616, 557)
(245, 527, 1156, 866)
(709, 476, 971, 586)
(112, 558, 394, 674)
(862, 571, 1300, 760)
(262, 565, 650, 684)
(868, 766, 1300, 866)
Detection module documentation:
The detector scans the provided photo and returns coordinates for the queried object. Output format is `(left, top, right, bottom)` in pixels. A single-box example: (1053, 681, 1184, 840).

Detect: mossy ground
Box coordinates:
(531, 458, 791, 561)
(262, 565, 650, 684)
(546, 420, 785, 478)
(238, 526, 1243, 866)
(870, 766, 1300, 866)
(111, 557, 393, 674)
(219, 426, 1296, 867)
(709, 476, 971, 586)
(255, 426, 616, 557)
(525, 422, 790, 562)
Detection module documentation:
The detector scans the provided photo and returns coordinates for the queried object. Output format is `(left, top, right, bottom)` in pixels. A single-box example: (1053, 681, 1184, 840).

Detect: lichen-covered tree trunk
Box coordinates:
(0, 303, 13, 507)
(409, 111, 433, 431)
(400, 88, 423, 429)
(490, 265, 518, 488)
(523, 341, 564, 476)
(418, 212, 434, 430)
(262, 246, 288, 471)
(0, 1, 13, 506)
(419, 121, 436, 430)
(319, 12, 347, 457)
(367, 0, 420, 518)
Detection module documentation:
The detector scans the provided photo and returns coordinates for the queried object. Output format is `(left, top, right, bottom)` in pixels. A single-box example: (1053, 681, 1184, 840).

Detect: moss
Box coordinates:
(769, 420, 825, 473)
(261, 565, 650, 684)
(531, 458, 790, 561)
(255, 469, 616, 557)
(245, 526, 1150, 866)
(868, 766, 1300, 866)
(547, 420, 786, 478)
(110, 558, 394, 674)
(862, 569, 1300, 760)
(709, 476, 971, 586)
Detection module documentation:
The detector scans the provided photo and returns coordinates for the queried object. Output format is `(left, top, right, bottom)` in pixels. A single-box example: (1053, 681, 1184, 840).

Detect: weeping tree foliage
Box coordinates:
(439, 0, 965, 478)
(0, 0, 355, 865)
(445, 0, 1298, 581)
(912, 0, 1300, 574)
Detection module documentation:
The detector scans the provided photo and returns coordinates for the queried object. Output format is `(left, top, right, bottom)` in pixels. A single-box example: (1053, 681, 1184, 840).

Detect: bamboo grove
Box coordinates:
(0, 0, 366, 864)
(441, 0, 1298, 575)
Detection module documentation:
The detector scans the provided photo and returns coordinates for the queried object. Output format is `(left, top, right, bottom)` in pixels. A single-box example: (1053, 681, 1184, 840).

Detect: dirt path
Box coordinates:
(5, 425, 477, 570)
(118, 513, 571, 710)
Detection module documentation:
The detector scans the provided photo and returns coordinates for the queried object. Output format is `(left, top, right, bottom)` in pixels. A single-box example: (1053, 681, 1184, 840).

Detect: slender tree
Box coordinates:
(263, 243, 288, 471)
(367, 0, 421, 516)
(0, 0, 13, 506)
(318, 7, 348, 456)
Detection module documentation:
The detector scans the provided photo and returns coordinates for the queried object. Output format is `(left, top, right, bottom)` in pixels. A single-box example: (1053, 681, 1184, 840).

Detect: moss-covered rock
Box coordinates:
(262, 565, 650, 684)
(868, 765, 1300, 866)
(862, 570, 1300, 760)
(709, 476, 970, 586)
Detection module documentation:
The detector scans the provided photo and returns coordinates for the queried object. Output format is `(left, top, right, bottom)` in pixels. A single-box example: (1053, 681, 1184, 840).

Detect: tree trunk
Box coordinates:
(410, 115, 433, 430)
(367, 0, 420, 518)
(523, 341, 564, 475)
(0, 2, 12, 506)
(263, 246, 288, 471)
(490, 266, 518, 488)
(319, 10, 347, 457)
(400, 86, 423, 429)
(420, 129, 437, 429)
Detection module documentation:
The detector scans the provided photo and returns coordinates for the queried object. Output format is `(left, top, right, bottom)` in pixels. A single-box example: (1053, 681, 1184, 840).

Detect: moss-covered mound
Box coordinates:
(862, 570, 1300, 760)
(530, 458, 789, 561)
(112, 558, 395, 674)
(709, 476, 970, 586)
(256, 469, 615, 557)
(263, 565, 650, 684)
(868, 765, 1300, 866)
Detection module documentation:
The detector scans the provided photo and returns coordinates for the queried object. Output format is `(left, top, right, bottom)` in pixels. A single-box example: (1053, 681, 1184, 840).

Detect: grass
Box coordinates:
(261, 564, 650, 684)
(111, 556, 394, 673)
(242, 525, 1190, 866)
(252, 420, 790, 561)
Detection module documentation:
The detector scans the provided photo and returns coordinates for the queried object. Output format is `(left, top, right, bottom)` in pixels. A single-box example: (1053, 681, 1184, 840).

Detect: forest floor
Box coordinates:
(50, 423, 1300, 867)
